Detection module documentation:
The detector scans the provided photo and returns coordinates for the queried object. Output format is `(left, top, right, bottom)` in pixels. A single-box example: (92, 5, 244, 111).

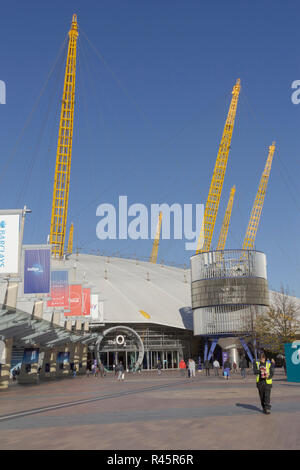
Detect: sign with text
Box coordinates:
(24, 249, 51, 294)
(284, 342, 300, 383)
(0, 213, 20, 275)
(82, 288, 91, 316)
(47, 270, 69, 307)
(65, 284, 82, 316)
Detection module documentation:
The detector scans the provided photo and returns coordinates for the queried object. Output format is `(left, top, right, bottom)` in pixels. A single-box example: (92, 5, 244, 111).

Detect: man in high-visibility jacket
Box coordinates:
(253, 352, 274, 414)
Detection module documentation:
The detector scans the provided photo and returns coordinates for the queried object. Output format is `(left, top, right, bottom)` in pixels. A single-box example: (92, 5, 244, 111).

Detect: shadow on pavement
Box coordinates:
(236, 403, 263, 413)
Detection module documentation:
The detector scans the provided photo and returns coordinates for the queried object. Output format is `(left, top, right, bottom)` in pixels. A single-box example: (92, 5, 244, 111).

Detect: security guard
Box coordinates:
(253, 352, 274, 414)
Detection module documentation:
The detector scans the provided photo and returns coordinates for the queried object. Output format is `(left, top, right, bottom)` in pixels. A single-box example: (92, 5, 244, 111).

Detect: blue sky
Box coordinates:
(1, 0, 300, 295)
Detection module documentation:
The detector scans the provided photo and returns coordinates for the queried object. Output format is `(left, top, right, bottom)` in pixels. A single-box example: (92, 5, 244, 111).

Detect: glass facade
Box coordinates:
(94, 324, 193, 371)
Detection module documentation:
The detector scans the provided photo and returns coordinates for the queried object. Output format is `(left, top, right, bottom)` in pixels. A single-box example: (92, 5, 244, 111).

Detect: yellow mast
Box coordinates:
(242, 142, 275, 251)
(216, 185, 236, 251)
(50, 14, 79, 258)
(196, 79, 241, 253)
(67, 222, 74, 255)
(149, 212, 162, 264)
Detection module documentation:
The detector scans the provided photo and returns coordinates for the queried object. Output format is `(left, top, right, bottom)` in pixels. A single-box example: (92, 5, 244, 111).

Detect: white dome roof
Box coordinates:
(52, 254, 193, 330)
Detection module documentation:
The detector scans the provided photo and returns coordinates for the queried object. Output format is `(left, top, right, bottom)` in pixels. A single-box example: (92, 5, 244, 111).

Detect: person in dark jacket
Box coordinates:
(253, 352, 274, 414)
(223, 359, 231, 379)
(239, 355, 248, 379)
(157, 360, 162, 375)
(116, 361, 125, 381)
(204, 359, 210, 376)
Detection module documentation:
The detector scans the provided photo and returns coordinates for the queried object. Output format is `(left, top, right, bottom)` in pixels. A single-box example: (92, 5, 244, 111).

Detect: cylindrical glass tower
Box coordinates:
(190, 249, 269, 336)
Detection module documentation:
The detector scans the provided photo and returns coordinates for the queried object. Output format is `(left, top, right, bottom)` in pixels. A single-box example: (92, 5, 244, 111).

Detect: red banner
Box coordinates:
(65, 284, 82, 316)
(82, 288, 91, 316)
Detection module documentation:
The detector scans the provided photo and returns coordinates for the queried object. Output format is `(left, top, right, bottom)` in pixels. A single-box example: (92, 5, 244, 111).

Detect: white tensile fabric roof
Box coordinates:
(51, 254, 193, 330)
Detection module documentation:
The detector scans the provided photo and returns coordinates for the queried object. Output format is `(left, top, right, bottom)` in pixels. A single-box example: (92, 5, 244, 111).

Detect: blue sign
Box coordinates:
(23, 348, 39, 364)
(24, 249, 50, 294)
(284, 342, 300, 383)
(57, 352, 70, 364)
(222, 351, 228, 365)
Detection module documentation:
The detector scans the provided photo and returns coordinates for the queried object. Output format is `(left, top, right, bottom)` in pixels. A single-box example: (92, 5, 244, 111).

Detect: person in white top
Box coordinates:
(188, 359, 196, 378)
(213, 359, 220, 376)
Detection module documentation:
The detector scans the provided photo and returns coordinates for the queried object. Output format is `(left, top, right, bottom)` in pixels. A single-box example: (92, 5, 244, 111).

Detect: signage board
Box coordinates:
(284, 341, 300, 383)
(0, 213, 20, 275)
(57, 352, 70, 364)
(23, 348, 39, 364)
(24, 248, 51, 294)
(64, 284, 82, 316)
(82, 288, 91, 316)
(47, 270, 69, 307)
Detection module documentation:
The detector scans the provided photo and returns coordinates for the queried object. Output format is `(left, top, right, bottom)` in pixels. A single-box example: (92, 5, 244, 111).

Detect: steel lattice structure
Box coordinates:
(50, 14, 78, 258)
(196, 79, 241, 254)
(242, 142, 275, 250)
(149, 212, 162, 264)
(216, 185, 236, 250)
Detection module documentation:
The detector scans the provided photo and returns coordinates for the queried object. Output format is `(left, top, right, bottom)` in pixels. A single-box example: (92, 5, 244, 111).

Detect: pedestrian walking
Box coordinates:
(117, 361, 125, 381)
(99, 362, 105, 377)
(204, 359, 210, 376)
(157, 360, 162, 375)
(239, 355, 247, 379)
(223, 359, 231, 380)
(233, 362, 237, 374)
(73, 365, 77, 377)
(253, 352, 274, 414)
(189, 359, 196, 378)
(179, 359, 186, 377)
(213, 359, 220, 376)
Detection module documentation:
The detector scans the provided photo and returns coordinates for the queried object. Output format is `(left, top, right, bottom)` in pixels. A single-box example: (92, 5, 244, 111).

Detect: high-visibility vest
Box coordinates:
(256, 361, 272, 385)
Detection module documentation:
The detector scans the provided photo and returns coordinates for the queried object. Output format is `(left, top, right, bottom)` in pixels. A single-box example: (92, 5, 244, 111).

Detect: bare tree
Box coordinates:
(253, 287, 300, 354)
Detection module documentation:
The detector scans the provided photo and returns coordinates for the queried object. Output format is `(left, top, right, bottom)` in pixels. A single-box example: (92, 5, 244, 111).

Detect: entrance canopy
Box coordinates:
(0, 306, 98, 349)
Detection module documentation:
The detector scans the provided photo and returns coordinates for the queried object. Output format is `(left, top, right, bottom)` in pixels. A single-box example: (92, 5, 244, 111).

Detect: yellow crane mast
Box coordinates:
(67, 222, 74, 255)
(149, 212, 162, 264)
(242, 142, 275, 251)
(216, 185, 236, 251)
(196, 79, 241, 254)
(50, 14, 79, 258)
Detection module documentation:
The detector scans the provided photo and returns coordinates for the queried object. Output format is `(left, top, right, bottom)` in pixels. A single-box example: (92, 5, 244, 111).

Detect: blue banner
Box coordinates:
(57, 352, 70, 364)
(222, 351, 228, 366)
(239, 337, 254, 363)
(24, 249, 50, 294)
(23, 348, 39, 364)
(284, 342, 300, 383)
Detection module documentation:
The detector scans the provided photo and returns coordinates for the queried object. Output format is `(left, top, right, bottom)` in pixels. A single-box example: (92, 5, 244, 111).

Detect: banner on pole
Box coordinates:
(222, 351, 229, 366)
(0, 213, 20, 275)
(82, 288, 91, 316)
(24, 249, 51, 294)
(65, 284, 82, 316)
(90, 294, 104, 322)
(47, 270, 69, 307)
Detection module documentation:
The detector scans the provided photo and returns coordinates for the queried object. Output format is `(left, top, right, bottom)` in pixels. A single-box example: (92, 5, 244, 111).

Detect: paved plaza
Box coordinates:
(0, 368, 299, 450)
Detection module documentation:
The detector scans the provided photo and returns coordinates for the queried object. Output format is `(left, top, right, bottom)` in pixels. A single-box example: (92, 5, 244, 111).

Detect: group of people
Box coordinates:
(202, 355, 249, 380)
(87, 362, 106, 378)
(179, 358, 196, 377)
